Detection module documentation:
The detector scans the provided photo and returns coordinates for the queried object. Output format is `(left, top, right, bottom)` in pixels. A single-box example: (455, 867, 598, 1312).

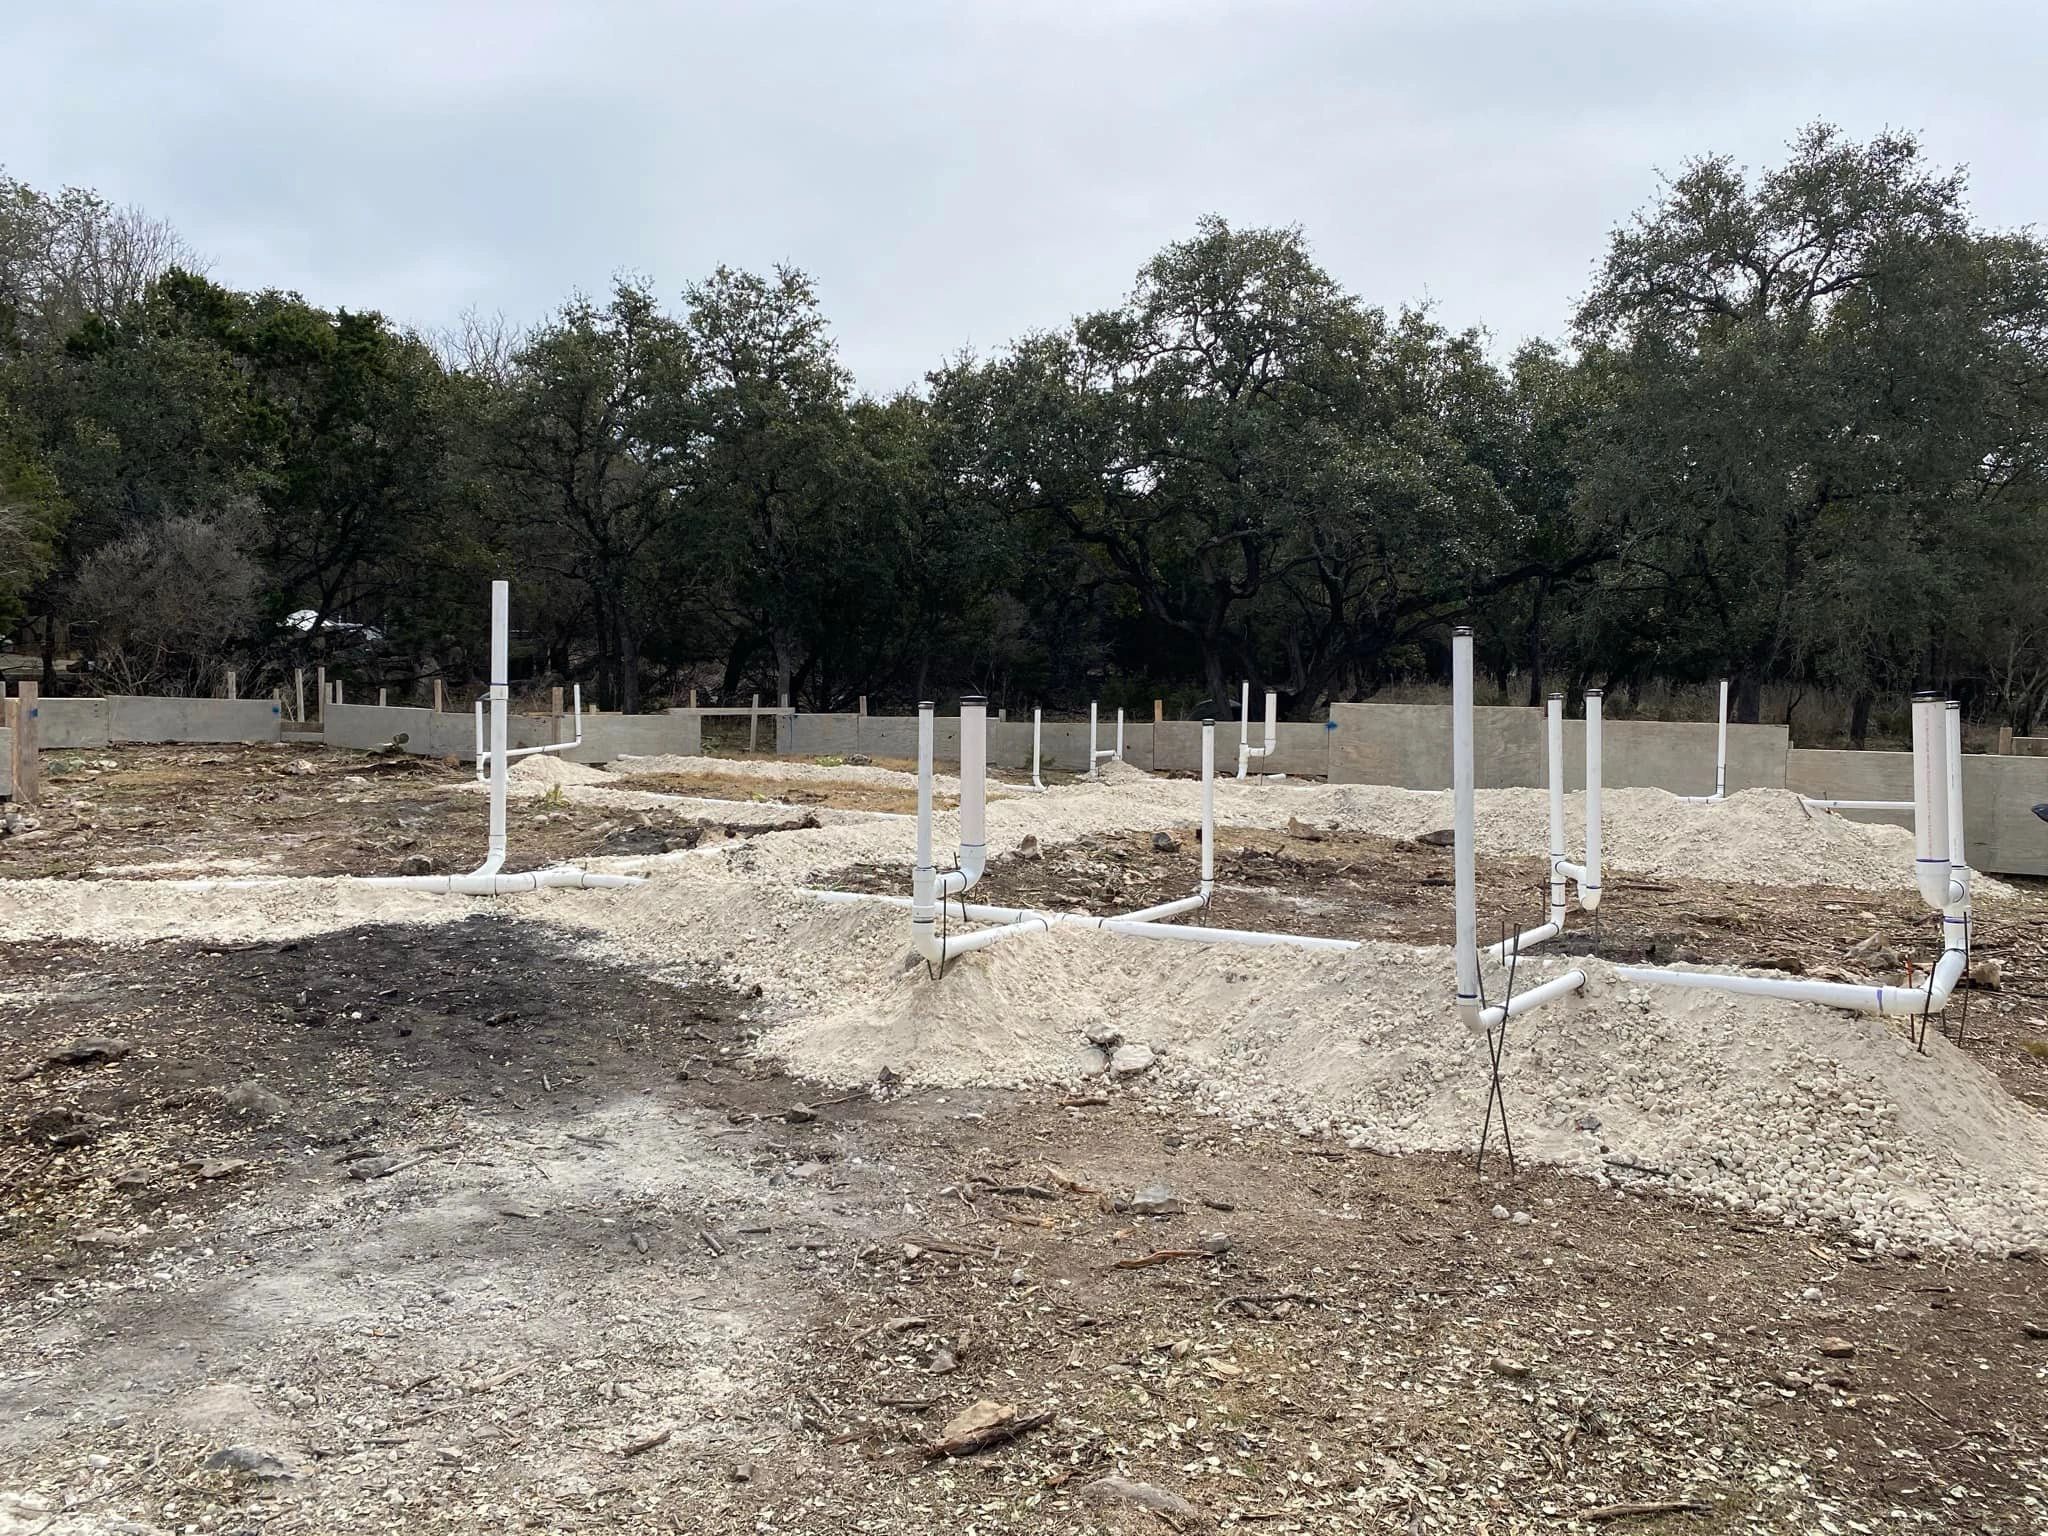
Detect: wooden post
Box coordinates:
(432, 677, 445, 714)
(1998, 725, 2014, 755)
(688, 687, 698, 710)
(378, 687, 388, 707)
(333, 680, 344, 706)
(225, 668, 238, 700)
(857, 694, 867, 717)
(315, 666, 326, 723)
(749, 693, 761, 753)
(11, 682, 39, 806)
(294, 668, 305, 723)
(1154, 698, 1164, 724)
(550, 685, 563, 719)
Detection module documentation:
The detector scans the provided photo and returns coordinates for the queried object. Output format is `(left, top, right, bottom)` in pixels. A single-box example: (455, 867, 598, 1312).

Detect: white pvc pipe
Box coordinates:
(1911, 692, 1950, 911)
(939, 697, 987, 893)
(1715, 677, 1729, 798)
(1616, 951, 1966, 1017)
(1200, 718, 1215, 900)
(363, 868, 641, 893)
(399, 582, 639, 896)
(1486, 692, 1568, 961)
(1621, 693, 1970, 1018)
(1452, 630, 1482, 1034)
(1803, 797, 1915, 813)
(1452, 628, 1584, 1029)
(480, 580, 510, 877)
(1030, 707, 1045, 791)
(911, 700, 938, 956)
(1677, 678, 1730, 804)
(1555, 690, 1601, 911)
(1583, 689, 1601, 910)
(813, 889, 1359, 951)
(1238, 686, 1277, 778)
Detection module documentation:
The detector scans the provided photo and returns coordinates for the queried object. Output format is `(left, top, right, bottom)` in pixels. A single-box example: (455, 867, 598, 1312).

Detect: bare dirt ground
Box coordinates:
(3, 920, 2046, 1533)
(0, 746, 886, 880)
(4, 751, 2048, 1531)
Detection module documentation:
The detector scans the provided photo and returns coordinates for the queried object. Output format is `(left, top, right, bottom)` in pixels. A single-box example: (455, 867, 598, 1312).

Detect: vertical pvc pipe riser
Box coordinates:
(1032, 707, 1043, 790)
(1546, 694, 1566, 922)
(911, 702, 936, 945)
(1089, 701, 1099, 780)
(1944, 701, 1968, 955)
(1264, 690, 1277, 757)
(1238, 680, 1250, 779)
(1911, 693, 1950, 911)
(1580, 690, 1602, 911)
(1115, 708, 1124, 762)
(1200, 719, 1215, 899)
(1451, 630, 1481, 1033)
(952, 697, 987, 889)
(482, 579, 509, 874)
(1714, 679, 1729, 799)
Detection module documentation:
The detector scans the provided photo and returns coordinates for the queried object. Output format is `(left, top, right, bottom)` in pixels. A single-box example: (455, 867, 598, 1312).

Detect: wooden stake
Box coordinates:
(11, 682, 38, 806)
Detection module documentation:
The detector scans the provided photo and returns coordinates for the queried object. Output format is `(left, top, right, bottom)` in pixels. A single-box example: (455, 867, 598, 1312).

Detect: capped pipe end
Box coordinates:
(1912, 690, 1941, 701)
(1452, 625, 1473, 637)
(1548, 692, 1564, 701)
(1202, 717, 1215, 727)
(918, 700, 935, 711)
(961, 694, 987, 705)
(1584, 688, 1604, 698)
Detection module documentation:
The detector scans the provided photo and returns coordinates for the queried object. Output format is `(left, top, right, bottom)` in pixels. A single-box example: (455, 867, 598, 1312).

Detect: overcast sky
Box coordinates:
(6, 0, 2043, 392)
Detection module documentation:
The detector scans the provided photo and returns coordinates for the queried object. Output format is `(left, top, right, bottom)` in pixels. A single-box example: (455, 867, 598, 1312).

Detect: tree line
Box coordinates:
(4, 123, 2046, 738)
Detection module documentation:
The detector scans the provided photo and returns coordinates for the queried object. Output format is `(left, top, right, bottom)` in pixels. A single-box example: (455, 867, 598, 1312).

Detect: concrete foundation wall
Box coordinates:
(573, 713, 701, 764)
(323, 703, 701, 765)
(1150, 720, 1331, 776)
(34, 697, 113, 748)
(0, 726, 11, 797)
(1328, 702, 1788, 794)
(323, 704, 553, 760)
(780, 713, 1186, 774)
(35, 695, 281, 747)
(1788, 748, 2048, 877)
(107, 697, 282, 744)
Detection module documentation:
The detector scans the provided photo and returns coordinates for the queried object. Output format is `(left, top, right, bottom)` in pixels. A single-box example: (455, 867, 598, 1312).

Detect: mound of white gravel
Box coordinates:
(4, 770, 2035, 1254)
(607, 753, 967, 794)
(508, 754, 611, 786)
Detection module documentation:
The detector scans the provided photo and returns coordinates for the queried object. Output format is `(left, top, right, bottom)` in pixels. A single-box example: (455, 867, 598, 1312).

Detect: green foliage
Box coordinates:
(2, 129, 2044, 730)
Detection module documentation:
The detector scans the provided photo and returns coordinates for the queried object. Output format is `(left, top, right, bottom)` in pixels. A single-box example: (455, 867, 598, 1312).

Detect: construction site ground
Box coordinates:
(2, 746, 2046, 1533)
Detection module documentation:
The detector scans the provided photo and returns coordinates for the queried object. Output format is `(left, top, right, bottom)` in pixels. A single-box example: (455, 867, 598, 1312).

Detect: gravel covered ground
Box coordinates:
(3, 745, 2046, 1531)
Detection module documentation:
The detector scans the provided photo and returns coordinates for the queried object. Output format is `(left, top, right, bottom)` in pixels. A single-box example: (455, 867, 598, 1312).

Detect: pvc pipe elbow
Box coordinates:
(937, 844, 985, 897)
(1914, 862, 1952, 911)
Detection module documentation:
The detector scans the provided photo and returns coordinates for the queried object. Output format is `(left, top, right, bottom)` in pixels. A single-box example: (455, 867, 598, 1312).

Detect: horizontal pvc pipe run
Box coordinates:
(1614, 950, 1964, 1017)
(806, 889, 1357, 951)
(1478, 969, 1589, 1030)
(360, 869, 643, 894)
(1801, 798, 1914, 812)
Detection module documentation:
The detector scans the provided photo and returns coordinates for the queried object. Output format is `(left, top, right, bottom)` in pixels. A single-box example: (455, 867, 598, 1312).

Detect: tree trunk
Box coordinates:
(620, 621, 641, 714)
(1849, 689, 1873, 748)
(1733, 674, 1763, 725)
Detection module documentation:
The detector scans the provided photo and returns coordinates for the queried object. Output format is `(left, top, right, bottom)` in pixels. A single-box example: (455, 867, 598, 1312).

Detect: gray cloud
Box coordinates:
(7, 0, 2042, 391)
